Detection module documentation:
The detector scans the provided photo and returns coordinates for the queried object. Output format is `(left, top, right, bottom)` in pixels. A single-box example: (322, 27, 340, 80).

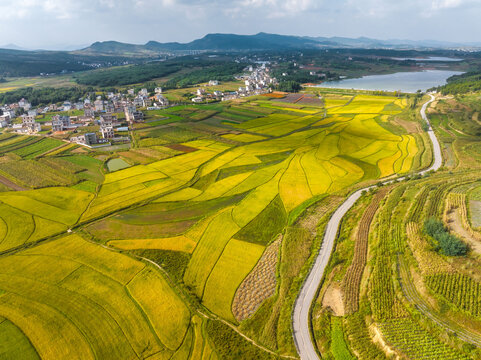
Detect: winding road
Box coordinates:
(292, 94, 440, 360)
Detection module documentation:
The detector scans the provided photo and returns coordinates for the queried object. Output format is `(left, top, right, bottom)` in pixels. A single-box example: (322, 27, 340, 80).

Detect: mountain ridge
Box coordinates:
(4, 33, 480, 55)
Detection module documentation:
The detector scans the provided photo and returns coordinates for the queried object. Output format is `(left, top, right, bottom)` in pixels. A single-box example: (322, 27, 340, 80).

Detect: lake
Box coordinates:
(316, 70, 464, 93)
(390, 56, 463, 62)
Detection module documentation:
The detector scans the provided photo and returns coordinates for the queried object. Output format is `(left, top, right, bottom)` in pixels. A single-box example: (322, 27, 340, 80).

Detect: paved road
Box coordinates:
(420, 94, 442, 174)
(292, 94, 441, 360)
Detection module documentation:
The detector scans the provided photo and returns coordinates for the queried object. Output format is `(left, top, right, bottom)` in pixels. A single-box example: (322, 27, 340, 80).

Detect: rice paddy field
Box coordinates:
(0, 91, 427, 359)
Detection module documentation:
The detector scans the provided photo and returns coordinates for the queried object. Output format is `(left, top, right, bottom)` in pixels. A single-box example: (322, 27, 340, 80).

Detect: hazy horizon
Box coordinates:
(1, 0, 480, 50)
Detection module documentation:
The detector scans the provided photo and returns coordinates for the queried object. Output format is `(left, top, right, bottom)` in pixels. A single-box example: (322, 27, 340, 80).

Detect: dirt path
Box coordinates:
(473, 112, 481, 126)
(447, 208, 481, 255)
(0, 174, 27, 191)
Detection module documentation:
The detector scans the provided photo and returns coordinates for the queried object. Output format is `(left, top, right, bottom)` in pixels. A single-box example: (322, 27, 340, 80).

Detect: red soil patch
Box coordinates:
(164, 144, 198, 153)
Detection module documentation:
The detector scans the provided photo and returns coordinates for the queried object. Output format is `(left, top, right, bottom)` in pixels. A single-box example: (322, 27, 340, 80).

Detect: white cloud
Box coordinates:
(431, 0, 465, 10)
(0, 0, 480, 48)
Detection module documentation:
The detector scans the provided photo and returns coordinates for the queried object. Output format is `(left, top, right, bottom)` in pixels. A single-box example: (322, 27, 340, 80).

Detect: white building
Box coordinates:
(100, 125, 114, 139)
(21, 115, 40, 133)
(62, 101, 72, 111)
(18, 98, 31, 111)
(94, 99, 104, 112)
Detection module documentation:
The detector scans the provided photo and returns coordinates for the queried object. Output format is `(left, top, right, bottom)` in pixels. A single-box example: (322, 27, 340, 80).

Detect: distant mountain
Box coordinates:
(0, 43, 29, 51)
(306, 36, 480, 49)
(80, 33, 326, 54)
(73, 33, 481, 55)
(82, 41, 150, 54)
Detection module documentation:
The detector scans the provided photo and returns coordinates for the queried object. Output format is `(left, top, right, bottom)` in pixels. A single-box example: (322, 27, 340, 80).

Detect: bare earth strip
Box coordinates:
(342, 187, 390, 314)
(0, 174, 27, 191)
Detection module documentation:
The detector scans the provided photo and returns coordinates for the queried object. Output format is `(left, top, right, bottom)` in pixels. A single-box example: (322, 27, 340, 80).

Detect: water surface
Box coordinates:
(390, 57, 463, 62)
(317, 70, 464, 93)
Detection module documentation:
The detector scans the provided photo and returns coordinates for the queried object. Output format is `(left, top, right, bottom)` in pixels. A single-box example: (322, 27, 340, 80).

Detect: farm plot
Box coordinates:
(329, 95, 400, 114)
(0, 92, 419, 355)
(0, 187, 93, 252)
(82, 148, 220, 221)
(107, 94, 416, 320)
(0, 234, 198, 359)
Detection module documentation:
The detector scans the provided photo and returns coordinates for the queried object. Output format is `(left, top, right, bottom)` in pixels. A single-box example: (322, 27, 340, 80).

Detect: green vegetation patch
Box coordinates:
(330, 317, 355, 360)
(107, 158, 131, 172)
(234, 195, 287, 246)
(206, 319, 276, 360)
(424, 217, 468, 256)
(128, 249, 190, 282)
(138, 126, 201, 147)
(0, 317, 40, 360)
(72, 180, 98, 193)
(12, 138, 64, 159)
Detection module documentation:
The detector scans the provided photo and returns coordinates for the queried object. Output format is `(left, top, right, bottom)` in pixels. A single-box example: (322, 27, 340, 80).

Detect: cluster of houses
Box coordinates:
(0, 66, 276, 147)
(0, 87, 170, 146)
(190, 66, 276, 103)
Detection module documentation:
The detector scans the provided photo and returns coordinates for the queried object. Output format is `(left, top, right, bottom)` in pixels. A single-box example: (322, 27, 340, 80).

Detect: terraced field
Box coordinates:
(311, 93, 481, 360)
(0, 92, 424, 359)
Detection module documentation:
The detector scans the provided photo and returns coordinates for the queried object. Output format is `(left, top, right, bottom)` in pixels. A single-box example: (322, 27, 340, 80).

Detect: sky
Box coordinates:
(0, 0, 480, 50)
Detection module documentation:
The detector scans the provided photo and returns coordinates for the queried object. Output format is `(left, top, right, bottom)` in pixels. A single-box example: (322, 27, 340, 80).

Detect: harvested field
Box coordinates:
(164, 144, 199, 153)
(232, 235, 282, 321)
(342, 187, 390, 314)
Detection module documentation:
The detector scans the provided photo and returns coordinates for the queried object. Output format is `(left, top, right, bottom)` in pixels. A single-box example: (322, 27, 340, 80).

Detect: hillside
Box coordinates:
(77, 33, 480, 55)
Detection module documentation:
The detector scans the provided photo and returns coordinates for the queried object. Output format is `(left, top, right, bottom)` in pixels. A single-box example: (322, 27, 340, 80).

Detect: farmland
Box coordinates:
(0, 91, 428, 359)
(311, 93, 481, 360)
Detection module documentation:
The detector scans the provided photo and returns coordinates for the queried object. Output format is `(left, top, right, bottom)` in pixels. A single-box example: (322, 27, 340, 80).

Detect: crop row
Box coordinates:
(342, 187, 389, 314)
(378, 319, 469, 359)
(369, 185, 409, 320)
(426, 273, 481, 317)
(405, 222, 453, 275)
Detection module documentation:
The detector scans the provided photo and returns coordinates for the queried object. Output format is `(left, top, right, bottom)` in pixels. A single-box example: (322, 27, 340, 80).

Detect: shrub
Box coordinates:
(424, 217, 468, 256)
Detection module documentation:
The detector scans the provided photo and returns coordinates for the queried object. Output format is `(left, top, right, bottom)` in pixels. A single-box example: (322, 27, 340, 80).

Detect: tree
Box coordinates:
(424, 217, 468, 256)
(277, 81, 301, 93)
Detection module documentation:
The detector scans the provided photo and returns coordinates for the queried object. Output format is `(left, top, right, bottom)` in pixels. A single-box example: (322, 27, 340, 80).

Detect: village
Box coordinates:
(0, 66, 276, 148)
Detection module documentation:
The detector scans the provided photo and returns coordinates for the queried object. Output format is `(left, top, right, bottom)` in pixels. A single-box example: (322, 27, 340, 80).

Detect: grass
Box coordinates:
(0, 317, 40, 359)
(107, 158, 131, 172)
(330, 317, 355, 360)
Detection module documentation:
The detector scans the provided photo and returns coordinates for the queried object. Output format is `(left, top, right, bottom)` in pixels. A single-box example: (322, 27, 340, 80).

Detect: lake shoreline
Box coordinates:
(314, 69, 465, 93)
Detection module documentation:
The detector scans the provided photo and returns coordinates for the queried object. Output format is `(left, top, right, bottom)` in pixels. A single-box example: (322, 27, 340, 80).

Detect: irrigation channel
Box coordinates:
(292, 94, 440, 360)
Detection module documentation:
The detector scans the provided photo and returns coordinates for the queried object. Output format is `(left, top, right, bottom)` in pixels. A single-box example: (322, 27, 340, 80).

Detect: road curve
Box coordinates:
(292, 94, 441, 360)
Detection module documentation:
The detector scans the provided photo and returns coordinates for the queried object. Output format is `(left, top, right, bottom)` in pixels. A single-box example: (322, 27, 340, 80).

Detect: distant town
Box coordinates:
(0, 65, 276, 148)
